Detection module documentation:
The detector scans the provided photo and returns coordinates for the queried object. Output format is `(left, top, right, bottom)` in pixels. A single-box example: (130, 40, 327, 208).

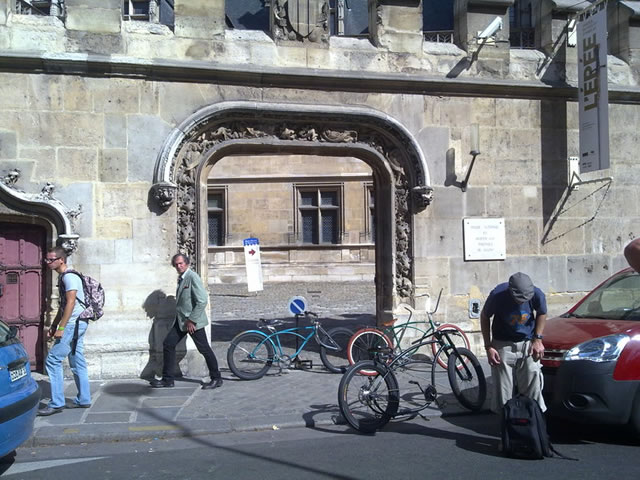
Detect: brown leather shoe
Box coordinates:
(201, 378, 223, 390)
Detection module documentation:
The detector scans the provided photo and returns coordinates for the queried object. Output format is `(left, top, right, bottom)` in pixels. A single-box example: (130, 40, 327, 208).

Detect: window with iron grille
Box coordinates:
(208, 190, 226, 247)
(423, 0, 454, 43)
(123, 0, 174, 27)
(366, 184, 375, 243)
(509, 1, 535, 49)
(15, 0, 56, 16)
(123, 0, 150, 20)
(296, 186, 342, 245)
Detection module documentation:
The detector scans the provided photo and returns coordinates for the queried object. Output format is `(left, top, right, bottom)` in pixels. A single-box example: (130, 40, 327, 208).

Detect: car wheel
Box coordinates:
(630, 389, 640, 439)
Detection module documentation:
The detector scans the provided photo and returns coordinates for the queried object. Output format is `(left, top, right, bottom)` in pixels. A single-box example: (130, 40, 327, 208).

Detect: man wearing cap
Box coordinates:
(480, 272, 547, 412)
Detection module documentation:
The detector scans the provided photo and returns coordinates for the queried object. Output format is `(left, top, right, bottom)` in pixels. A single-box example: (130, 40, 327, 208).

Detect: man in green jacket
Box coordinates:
(150, 254, 223, 389)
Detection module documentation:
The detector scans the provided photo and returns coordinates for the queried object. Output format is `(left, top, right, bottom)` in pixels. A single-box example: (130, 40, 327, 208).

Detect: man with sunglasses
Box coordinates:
(38, 247, 91, 416)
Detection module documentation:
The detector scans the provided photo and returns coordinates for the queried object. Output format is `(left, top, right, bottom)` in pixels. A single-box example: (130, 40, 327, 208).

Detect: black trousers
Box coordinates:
(162, 320, 221, 381)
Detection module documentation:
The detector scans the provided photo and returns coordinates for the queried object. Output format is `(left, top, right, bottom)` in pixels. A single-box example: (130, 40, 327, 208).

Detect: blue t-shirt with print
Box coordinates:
(483, 282, 547, 342)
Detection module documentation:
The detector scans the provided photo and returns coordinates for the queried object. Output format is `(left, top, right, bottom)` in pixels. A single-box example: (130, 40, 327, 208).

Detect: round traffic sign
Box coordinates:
(287, 296, 308, 316)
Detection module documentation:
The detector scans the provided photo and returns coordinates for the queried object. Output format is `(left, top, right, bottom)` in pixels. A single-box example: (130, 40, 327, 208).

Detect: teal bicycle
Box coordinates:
(227, 311, 354, 380)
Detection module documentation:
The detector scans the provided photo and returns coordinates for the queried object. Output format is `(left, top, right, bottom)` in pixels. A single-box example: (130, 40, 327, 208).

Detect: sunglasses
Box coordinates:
(44, 257, 61, 264)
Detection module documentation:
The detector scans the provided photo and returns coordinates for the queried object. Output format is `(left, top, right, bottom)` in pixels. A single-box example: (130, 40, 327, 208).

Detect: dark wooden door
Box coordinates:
(0, 222, 46, 370)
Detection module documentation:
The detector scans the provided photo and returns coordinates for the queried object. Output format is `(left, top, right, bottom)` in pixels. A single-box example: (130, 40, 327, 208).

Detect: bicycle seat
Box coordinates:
(257, 318, 284, 328)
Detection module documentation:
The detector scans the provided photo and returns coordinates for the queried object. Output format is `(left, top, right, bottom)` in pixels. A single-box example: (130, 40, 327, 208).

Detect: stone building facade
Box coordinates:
(0, 0, 639, 378)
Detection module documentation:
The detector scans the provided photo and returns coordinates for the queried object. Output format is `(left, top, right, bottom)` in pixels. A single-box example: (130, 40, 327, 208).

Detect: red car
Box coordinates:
(542, 267, 640, 436)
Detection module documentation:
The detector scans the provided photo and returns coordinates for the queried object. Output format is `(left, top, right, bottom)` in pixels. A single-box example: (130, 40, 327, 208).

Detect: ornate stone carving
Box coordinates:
(151, 182, 177, 209)
(66, 205, 83, 233)
(271, 0, 330, 44)
(36, 182, 56, 201)
(171, 116, 428, 299)
(1, 168, 21, 188)
(58, 234, 80, 256)
(175, 153, 199, 258)
(412, 185, 434, 212)
(322, 129, 357, 143)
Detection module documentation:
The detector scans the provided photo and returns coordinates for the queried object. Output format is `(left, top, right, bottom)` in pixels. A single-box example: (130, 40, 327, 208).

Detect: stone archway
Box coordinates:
(152, 101, 433, 313)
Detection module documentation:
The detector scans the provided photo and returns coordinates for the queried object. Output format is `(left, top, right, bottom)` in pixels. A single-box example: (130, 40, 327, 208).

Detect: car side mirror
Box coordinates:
(8, 325, 18, 339)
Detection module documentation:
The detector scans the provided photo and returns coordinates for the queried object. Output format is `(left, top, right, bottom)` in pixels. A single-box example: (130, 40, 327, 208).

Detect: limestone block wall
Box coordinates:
(1, 71, 639, 375)
(1, 1, 640, 376)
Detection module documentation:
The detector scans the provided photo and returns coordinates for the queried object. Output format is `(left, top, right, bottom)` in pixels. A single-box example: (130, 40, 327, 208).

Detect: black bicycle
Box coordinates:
(337, 291, 486, 433)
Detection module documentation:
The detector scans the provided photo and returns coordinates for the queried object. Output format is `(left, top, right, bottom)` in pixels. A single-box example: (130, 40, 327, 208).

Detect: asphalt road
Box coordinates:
(4, 415, 638, 480)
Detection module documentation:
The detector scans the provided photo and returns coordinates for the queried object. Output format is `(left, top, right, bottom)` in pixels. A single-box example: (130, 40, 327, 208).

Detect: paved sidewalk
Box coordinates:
(29, 282, 492, 447)
(30, 353, 492, 447)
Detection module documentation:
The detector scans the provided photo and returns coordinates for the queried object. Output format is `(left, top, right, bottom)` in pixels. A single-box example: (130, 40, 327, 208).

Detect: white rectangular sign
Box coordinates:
(577, 1, 609, 173)
(243, 237, 263, 292)
(463, 218, 506, 261)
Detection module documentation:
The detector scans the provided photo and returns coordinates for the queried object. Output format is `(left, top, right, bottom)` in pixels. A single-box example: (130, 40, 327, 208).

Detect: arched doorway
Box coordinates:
(152, 102, 433, 319)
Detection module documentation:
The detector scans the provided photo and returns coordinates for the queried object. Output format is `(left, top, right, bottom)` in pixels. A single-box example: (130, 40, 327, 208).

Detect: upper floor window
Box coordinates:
(423, 0, 454, 43)
(15, 0, 60, 16)
(365, 183, 375, 244)
(226, 0, 270, 31)
(296, 185, 342, 245)
(330, 0, 368, 37)
(123, 0, 174, 28)
(509, 0, 535, 49)
(208, 190, 226, 247)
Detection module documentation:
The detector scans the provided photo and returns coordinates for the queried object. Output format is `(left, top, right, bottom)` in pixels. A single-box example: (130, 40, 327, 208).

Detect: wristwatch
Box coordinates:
(533, 334, 544, 340)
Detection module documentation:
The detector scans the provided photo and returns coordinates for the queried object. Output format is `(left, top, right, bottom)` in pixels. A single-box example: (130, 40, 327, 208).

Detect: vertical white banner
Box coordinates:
(243, 237, 263, 293)
(577, 1, 609, 173)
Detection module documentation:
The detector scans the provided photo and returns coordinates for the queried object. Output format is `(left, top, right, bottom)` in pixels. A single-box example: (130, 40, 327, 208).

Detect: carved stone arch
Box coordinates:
(152, 101, 433, 312)
(0, 175, 80, 253)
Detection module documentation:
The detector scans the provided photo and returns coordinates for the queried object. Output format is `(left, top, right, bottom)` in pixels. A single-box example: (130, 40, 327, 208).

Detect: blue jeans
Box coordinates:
(45, 320, 91, 408)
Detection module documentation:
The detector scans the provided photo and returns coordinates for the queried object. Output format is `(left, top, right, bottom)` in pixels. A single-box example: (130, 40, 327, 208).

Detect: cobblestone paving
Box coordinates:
(210, 281, 377, 342)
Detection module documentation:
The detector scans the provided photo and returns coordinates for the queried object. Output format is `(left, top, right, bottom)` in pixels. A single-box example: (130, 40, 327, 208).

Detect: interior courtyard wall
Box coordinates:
(206, 154, 375, 282)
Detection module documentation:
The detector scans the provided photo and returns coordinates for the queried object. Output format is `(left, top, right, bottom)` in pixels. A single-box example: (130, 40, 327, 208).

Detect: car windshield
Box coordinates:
(569, 270, 640, 321)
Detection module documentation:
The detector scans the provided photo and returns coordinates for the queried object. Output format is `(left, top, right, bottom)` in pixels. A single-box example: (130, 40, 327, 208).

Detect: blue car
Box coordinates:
(0, 320, 40, 458)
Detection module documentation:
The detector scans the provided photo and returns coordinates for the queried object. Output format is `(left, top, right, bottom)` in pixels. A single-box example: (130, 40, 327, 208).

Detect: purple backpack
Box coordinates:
(59, 270, 105, 321)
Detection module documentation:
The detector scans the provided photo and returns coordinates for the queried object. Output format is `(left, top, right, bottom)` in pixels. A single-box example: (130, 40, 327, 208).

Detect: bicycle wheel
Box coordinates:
(390, 353, 437, 415)
(447, 347, 487, 411)
(227, 332, 275, 380)
(319, 327, 354, 373)
(347, 328, 393, 364)
(338, 361, 399, 434)
(431, 324, 470, 370)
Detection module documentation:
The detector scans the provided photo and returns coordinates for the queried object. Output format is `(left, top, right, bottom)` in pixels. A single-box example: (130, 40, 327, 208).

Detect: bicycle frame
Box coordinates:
(242, 319, 340, 362)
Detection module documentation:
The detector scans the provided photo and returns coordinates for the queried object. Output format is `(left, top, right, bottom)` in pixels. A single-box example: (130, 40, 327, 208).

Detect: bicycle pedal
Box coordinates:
(424, 385, 437, 403)
(294, 359, 313, 370)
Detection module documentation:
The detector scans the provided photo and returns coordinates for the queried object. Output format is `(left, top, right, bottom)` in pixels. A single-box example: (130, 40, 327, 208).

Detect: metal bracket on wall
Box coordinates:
(541, 174, 613, 245)
(460, 123, 481, 193)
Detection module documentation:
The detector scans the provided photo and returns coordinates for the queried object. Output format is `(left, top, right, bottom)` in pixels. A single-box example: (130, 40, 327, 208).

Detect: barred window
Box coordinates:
(15, 0, 55, 16)
(123, 0, 174, 28)
(208, 191, 226, 247)
(123, 0, 150, 20)
(366, 184, 375, 243)
(297, 187, 342, 245)
(423, 0, 454, 44)
(509, 1, 535, 49)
